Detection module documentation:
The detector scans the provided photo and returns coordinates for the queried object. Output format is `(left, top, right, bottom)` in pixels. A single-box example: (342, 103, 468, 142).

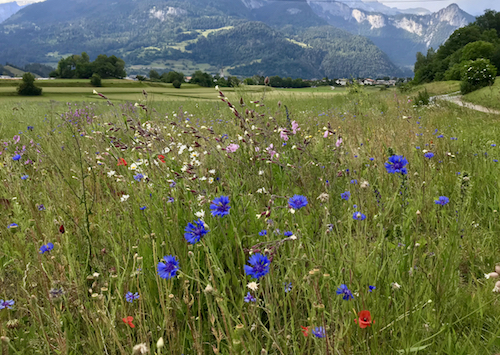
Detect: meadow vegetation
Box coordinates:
(1, 84, 500, 354)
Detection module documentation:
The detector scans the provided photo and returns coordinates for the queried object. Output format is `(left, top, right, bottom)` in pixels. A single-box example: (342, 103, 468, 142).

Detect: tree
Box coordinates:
(90, 73, 102, 87)
(190, 70, 213, 87)
(161, 71, 184, 83)
(17, 73, 42, 96)
(461, 41, 495, 62)
(149, 70, 160, 81)
(172, 80, 182, 89)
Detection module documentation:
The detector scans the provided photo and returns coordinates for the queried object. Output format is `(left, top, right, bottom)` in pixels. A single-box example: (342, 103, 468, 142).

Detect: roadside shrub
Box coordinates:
(17, 72, 42, 96)
(90, 73, 102, 87)
(460, 58, 497, 94)
(413, 89, 430, 106)
(173, 80, 182, 89)
(444, 61, 465, 81)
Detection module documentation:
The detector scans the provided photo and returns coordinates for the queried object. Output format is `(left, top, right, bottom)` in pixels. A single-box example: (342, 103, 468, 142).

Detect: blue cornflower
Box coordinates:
(8, 223, 18, 229)
(21, 175, 29, 180)
(288, 195, 308, 209)
(312, 326, 326, 338)
(140, 206, 146, 211)
(244, 253, 270, 280)
(167, 197, 174, 203)
(369, 285, 376, 292)
(424, 152, 434, 159)
(184, 219, 209, 244)
(435, 196, 450, 206)
(133, 173, 144, 181)
(352, 211, 366, 221)
(336, 284, 354, 300)
(244, 292, 256, 303)
(341, 191, 350, 201)
(39, 243, 54, 254)
(369, 157, 374, 161)
(492, 144, 497, 147)
(494, 159, 498, 162)
(27, 126, 34, 131)
(125, 292, 140, 303)
(258, 230, 267, 236)
(210, 195, 230, 217)
(12, 154, 21, 161)
(385, 155, 408, 175)
(284, 231, 293, 237)
(350, 179, 357, 184)
(0, 299, 15, 310)
(157, 255, 180, 279)
(437, 134, 444, 138)
(37, 204, 45, 211)
(416, 146, 420, 150)
(284, 282, 292, 293)
(170, 181, 176, 188)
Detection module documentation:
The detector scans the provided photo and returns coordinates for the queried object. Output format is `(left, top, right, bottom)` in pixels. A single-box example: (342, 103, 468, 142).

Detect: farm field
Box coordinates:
(1, 83, 500, 354)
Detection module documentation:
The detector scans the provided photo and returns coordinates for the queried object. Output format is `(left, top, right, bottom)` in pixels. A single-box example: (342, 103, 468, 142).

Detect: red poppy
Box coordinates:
(158, 155, 166, 163)
(122, 316, 135, 328)
(355, 310, 373, 329)
(117, 158, 127, 166)
(301, 326, 309, 337)
(59, 225, 65, 234)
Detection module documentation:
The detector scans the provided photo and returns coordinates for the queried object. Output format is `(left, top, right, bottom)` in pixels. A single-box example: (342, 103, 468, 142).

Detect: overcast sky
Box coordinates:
(379, 0, 500, 15)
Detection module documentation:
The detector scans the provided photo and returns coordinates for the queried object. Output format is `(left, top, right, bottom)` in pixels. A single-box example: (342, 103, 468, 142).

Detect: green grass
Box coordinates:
(1, 86, 500, 354)
(411, 81, 461, 96)
(462, 79, 500, 110)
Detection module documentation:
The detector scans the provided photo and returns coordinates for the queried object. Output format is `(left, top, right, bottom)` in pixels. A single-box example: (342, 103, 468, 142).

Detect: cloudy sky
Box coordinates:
(379, 0, 500, 15)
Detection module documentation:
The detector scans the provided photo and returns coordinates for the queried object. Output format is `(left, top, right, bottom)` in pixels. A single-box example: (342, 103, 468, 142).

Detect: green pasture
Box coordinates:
(463, 79, 500, 110)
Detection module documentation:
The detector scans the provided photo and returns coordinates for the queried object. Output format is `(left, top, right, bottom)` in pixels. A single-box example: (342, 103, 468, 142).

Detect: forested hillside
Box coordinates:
(0, 0, 410, 78)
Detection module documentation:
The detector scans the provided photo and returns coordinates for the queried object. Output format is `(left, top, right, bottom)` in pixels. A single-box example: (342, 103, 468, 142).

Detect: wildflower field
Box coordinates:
(1, 85, 500, 354)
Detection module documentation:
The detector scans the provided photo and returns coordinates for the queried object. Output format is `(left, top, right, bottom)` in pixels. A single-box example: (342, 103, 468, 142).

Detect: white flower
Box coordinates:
(120, 195, 130, 202)
(107, 170, 116, 177)
(208, 177, 214, 184)
(199, 176, 207, 181)
(289, 208, 296, 214)
(132, 343, 148, 354)
(391, 282, 401, 290)
(129, 163, 138, 170)
(316, 193, 329, 202)
(258, 170, 264, 176)
(247, 282, 259, 291)
(360, 180, 370, 189)
(208, 169, 216, 174)
(195, 210, 205, 218)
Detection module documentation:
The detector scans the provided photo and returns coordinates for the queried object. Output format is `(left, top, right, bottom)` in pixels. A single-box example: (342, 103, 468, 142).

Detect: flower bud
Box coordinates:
(157, 337, 164, 349)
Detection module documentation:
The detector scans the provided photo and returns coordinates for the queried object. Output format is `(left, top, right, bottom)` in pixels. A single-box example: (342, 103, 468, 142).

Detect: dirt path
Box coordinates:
(432, 92, 500, 114)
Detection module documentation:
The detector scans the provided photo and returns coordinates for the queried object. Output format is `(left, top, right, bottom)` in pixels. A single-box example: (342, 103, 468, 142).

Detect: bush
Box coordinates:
(460, 58, 497, 94)
(172, 80, 182, 89)
(90, 73, 102, 87)
(17, 73, 42, 96)
(413, 89, 430, 106)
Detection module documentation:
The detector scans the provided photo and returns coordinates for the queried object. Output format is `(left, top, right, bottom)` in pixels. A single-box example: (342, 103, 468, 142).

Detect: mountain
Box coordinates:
(334, 0, 430, 16)
(0, 2, 23, 23)
(306, 2, 476, 67)
(0, 0, 410, 78)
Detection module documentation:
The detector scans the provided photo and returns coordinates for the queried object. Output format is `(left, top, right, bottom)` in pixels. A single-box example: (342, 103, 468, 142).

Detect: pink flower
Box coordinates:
(266, 144, 277, 158)
(291, 121, 300, 134)
(280, 129, 289, 141)
(336, 138, 343, 147)
(323, 131, 329, 138)
(226, 143, 240, 153)
(255, 147, 260, 152)
(13, 135, 20, 143)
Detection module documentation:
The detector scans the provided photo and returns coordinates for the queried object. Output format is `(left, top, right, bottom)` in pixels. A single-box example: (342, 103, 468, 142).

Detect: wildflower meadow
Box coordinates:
(1, 85, 500, 354)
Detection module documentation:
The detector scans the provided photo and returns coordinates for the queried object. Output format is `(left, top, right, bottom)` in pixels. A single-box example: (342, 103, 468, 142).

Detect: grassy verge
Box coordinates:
(462, 79, 500, 110)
